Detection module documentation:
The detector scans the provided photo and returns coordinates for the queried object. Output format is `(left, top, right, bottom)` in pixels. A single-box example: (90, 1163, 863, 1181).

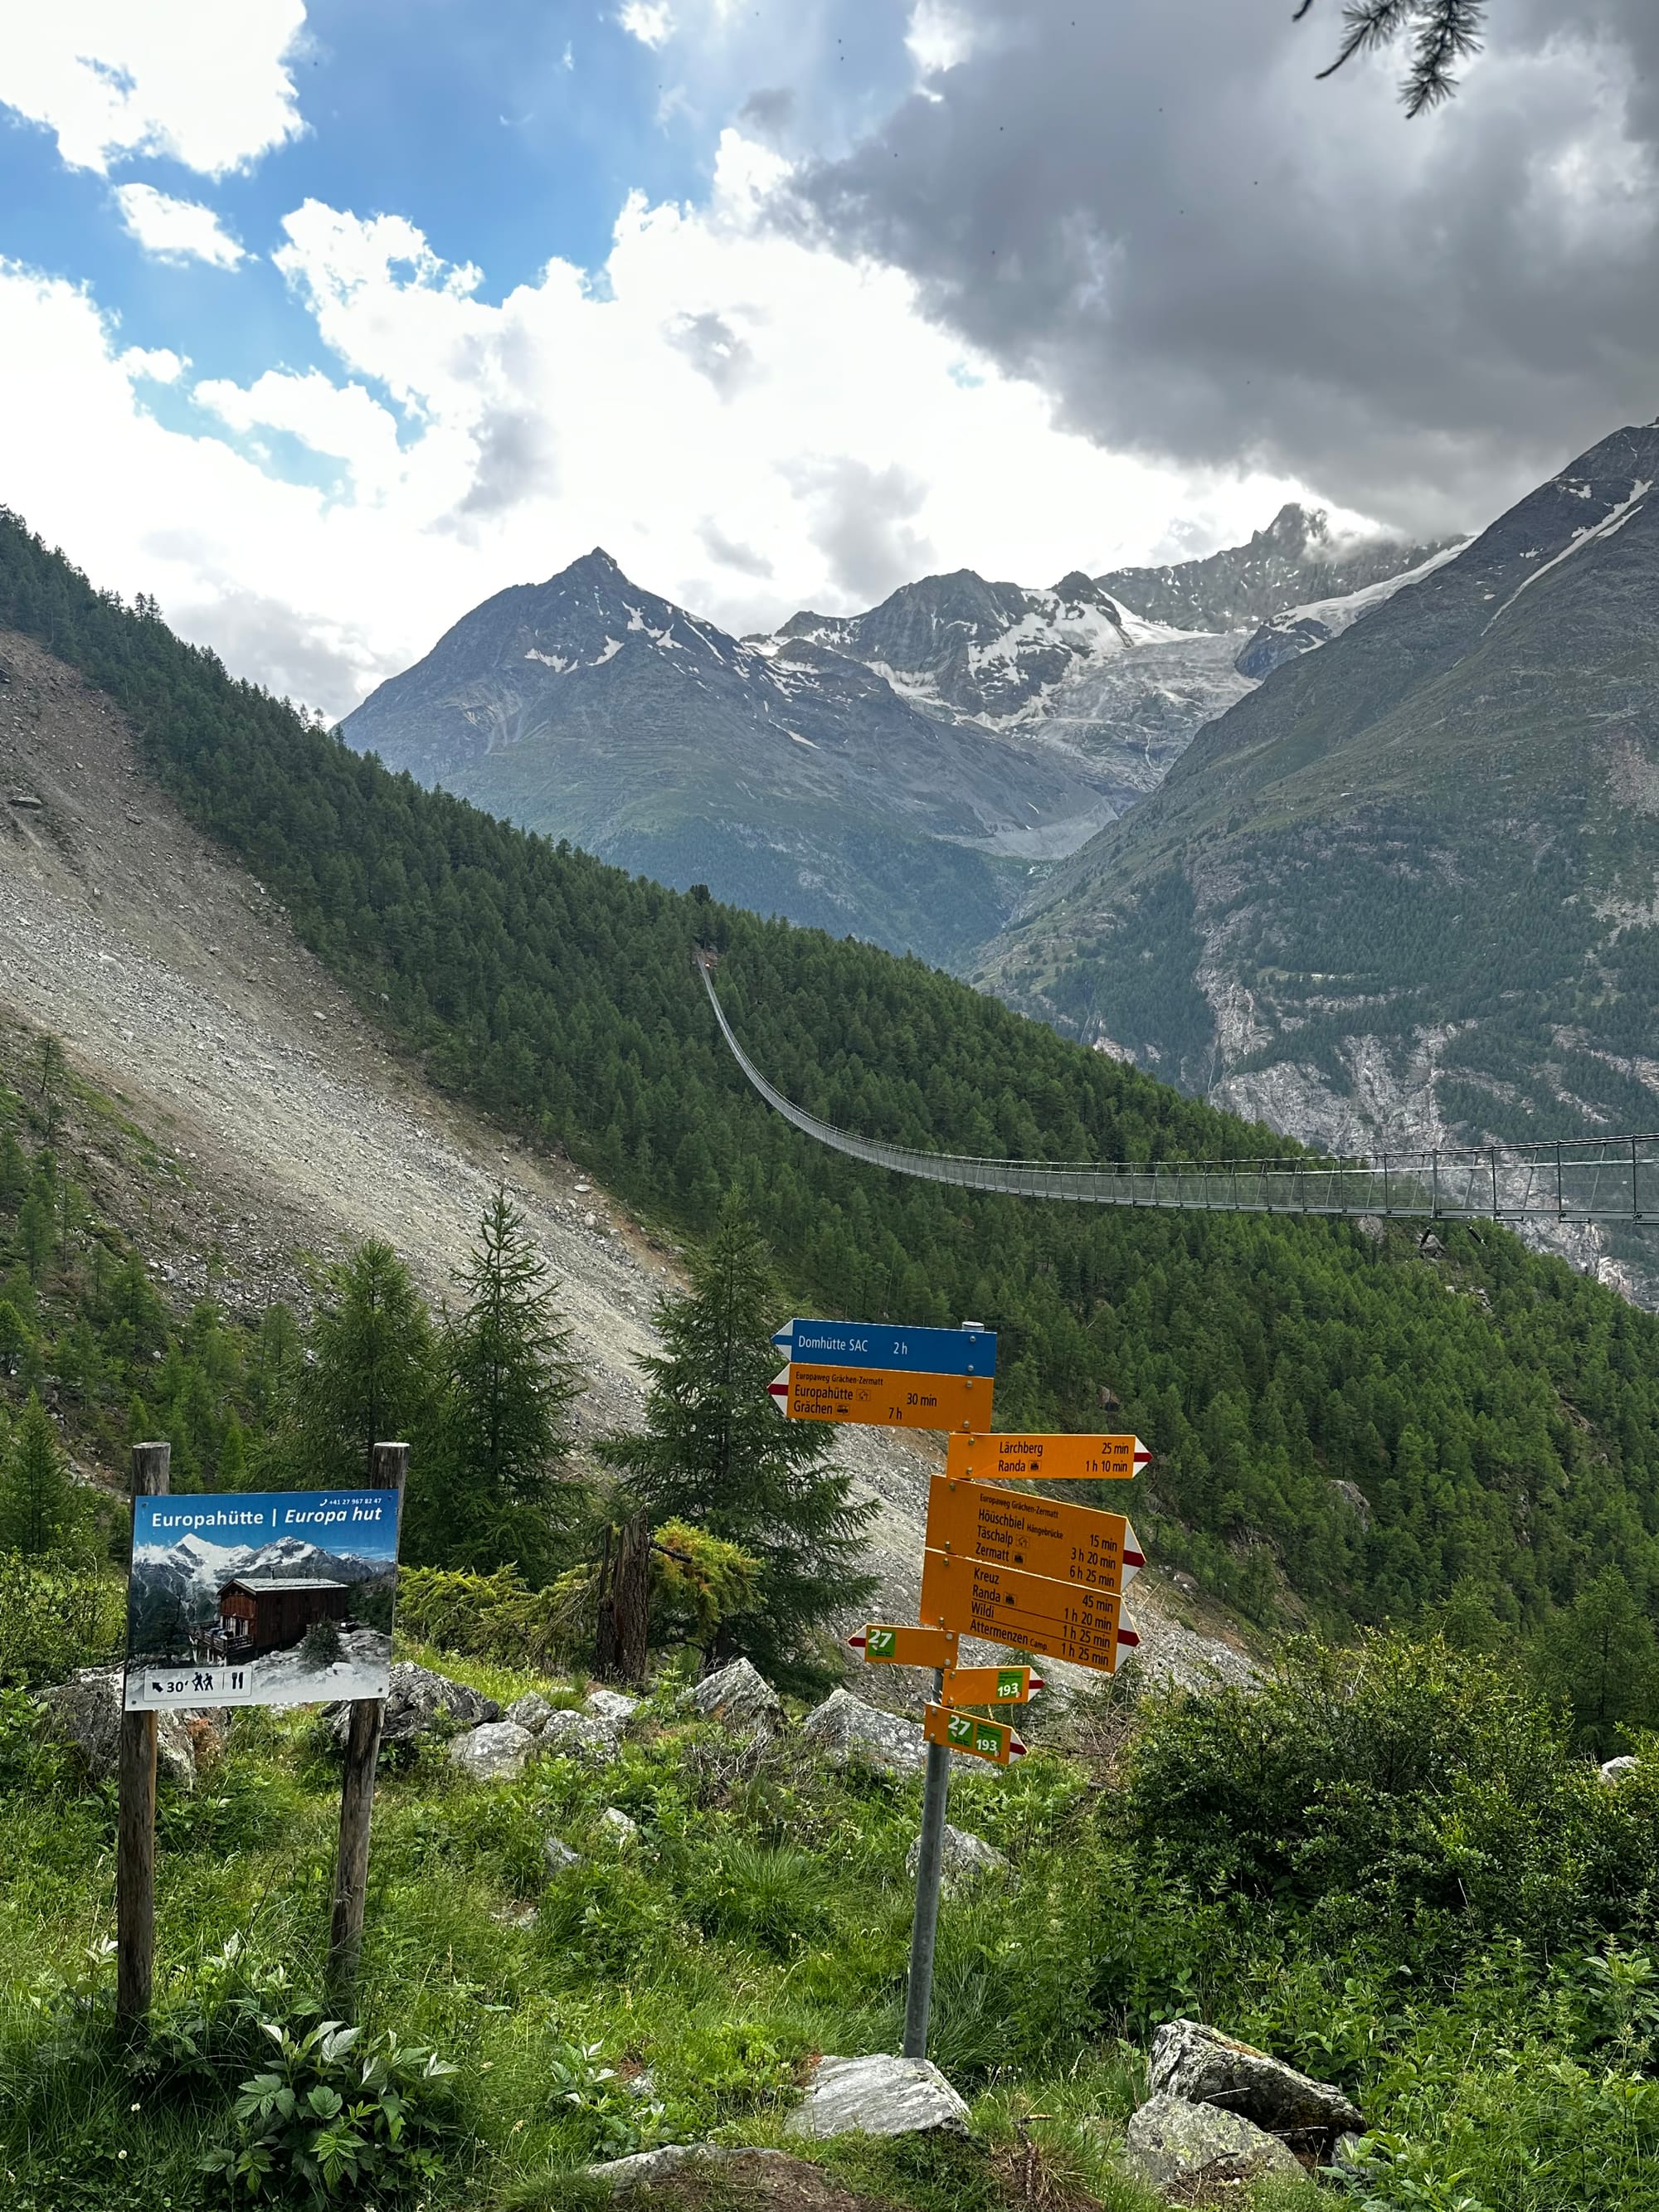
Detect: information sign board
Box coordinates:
(923, 1702, 1026, 1764)
(926, 1474, 1143, 1593)
(939, 1662, 1041, 1707)
(919, 1548, 1137, 1674)
(124, 1488, 401, 1712)
(774, 1320, 996, 1378)
(849, 1622, 961, 1669)
(783, 1363, 991, 1433)
(946, 1432, 1151, 1483)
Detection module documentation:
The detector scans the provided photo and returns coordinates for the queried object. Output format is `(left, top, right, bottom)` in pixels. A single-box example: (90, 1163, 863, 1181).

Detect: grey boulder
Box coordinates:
(543, 1835, 581, 1874)
(1601, 1755, 1640, 1784)
(686, 1657, 782, 1733)
(800, 1688, 927, 1777)
(786, 2053, 971, 2139)
(585, 2146, 791, 2189)
(586, 1686, 640, 1727)
(38, 1665, 222, 1794)
(600, 1805, 640, 1845)
(538, 1709, 623, 1760)
(448, 1720, 536, 1782)
(906, 1823, 1008, 1890)
(505, 1692, 556, 1733)
(1124, 2094, 1301, 2195)
(1149, 2018, 1362, 2137)
(328, 1660, 498, 1750)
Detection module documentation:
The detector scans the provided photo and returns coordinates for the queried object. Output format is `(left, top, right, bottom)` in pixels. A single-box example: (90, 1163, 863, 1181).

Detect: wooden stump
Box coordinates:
(117, 1441, 170, 2027)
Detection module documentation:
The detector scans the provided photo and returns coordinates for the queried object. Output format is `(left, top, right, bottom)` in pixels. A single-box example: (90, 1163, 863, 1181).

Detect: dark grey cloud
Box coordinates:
(788, 0, 1659, 534)
(784, 455, 932, 600)
(739, 85, 795, 137)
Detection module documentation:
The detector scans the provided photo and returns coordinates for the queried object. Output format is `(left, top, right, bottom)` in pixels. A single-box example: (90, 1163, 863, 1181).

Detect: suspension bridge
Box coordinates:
(699, 962, 1659, 1224)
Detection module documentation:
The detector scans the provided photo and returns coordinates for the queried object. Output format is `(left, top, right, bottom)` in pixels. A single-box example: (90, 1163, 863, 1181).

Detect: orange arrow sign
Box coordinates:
(946, 1432, 1151, 1482)
(939, 1662, 1043, 1707)
(849, 1622, 961, 1670)
(923, 1702, 1027, 1765)
(919, 1548, 1138, 1675)
(925, 1474, 1143, 1594)
(783, 1364, 992, 1434)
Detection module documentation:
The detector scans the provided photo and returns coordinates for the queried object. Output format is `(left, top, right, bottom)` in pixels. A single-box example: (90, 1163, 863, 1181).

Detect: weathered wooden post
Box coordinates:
(117, 1440, 170, 2027)
(324, 1441, 408, 2016)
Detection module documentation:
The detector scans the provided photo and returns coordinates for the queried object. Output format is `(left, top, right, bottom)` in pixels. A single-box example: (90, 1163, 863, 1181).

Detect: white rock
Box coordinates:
(600, 1805, 640, 1845)
(905, 1823, 1009, 1890)
(543, 1835, 581, 1873)
(586, 1687, 640, 1727)
(447, 1720, 535, 1782)
(800, 1687, 927, 1777)
(1123, 2094, 1301, 2196)
(505, 1692, 555, 1733)
(785, 2054, 971, 2140)
(1600, 1755, 1639, 1784)
(686, 1656, 783, 1733)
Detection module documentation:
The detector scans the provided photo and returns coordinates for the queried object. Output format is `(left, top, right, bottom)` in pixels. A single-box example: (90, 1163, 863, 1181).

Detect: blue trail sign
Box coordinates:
(771, 1320, 997, 1378)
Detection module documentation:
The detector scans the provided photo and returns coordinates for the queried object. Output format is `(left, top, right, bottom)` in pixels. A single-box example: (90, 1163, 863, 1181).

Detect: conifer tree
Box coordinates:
(0, 1392, 80, 1556)
(601, 1192, 876, 1682)
(410, 1189, 583, 1581)
(300, 1239, 435, 1483)
(1538, 1570, 1659, 1758)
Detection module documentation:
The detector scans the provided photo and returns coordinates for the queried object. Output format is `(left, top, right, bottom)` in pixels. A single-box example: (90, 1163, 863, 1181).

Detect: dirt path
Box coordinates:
(0, 626, 1253, 1690)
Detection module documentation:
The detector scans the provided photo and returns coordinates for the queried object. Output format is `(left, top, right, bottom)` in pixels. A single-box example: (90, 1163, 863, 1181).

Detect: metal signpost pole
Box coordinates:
(902, 1665, 951, 2060)
(117, 1440, 170, 2027)
(325, 1441, 409, 2016)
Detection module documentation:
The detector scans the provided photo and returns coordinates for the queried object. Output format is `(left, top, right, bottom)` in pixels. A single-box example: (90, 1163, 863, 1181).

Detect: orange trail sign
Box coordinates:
(782, 1363, 991, 1434)
(939, 1662, 1042, 1707)
(926, 1474, 1144, 1594)
(849, 1623, 961, 1670)
(920, 1548, 1138, 1675)
(923, 1702, 1026, 1764)
(946, 1432, 1150, 1482)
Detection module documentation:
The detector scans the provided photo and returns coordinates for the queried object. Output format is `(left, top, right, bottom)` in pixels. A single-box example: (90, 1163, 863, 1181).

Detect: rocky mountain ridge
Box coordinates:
(339, 517, 1437, 966)
(980, 422, 1659, 1296)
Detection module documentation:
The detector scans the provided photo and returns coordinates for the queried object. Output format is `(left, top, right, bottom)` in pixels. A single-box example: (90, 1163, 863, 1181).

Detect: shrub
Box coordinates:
(396, 1563, 577, 1670)
(0, 1548, 124, 1686)
(203, 2016, 460, 2204)
(300, 1619, 343, 1669)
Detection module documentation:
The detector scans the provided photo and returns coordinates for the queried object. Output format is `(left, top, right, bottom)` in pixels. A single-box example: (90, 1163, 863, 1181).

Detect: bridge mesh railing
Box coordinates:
(701, 965, 1659, 1222)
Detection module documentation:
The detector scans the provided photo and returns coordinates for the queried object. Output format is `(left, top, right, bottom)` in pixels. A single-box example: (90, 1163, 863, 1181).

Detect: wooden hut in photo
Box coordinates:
(218, 1575, 350, 1657)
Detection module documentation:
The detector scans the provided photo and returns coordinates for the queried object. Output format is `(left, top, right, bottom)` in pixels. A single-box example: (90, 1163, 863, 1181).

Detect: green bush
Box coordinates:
(0, 1549, 124, 1686)
(396, 1563, 577, 1670)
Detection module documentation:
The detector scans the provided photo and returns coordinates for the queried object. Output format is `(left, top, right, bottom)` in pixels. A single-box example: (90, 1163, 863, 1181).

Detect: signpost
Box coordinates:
(938, 1662, 1042, 1706)
(946, 1432, 1151, 1482)
(923, 1703, 1027, 1764)
(926, 1473, 1144, 1592)
(919, 1548, 1138, 1672)
(777, 1312, 1154, 2061)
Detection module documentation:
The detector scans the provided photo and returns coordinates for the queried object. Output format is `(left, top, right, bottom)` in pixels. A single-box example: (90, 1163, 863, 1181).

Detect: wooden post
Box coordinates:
(325, 1441, 408, 2017)
(117, 1440, 170, 2028)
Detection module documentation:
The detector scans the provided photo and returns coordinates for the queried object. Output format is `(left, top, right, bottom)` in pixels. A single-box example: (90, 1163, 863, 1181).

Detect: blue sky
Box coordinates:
(6, 3, 1642, 717)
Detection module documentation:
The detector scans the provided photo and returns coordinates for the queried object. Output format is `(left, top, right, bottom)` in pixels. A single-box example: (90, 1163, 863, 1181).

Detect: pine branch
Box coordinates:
(1301, 0, 1485, 112)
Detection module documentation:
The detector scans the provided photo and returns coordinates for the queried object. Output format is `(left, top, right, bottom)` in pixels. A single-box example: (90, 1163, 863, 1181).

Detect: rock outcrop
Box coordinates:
(800, 1687, 927, 1777)
(686, 1657, 782, 1734)
(37, 1665, 224, 1793)
(1148, 2018, 1363, 2139)
(904, 1824, 1008, 1889)
(327, 1660, 498, 1751)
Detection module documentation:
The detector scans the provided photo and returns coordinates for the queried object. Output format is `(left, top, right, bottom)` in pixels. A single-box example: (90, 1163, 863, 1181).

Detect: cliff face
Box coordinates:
(980, 425, 1659, 1296)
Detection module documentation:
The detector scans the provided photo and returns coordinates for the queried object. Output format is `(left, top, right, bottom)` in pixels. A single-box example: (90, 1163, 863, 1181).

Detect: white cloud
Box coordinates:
(0, 1, 307, 177)
(114, 183, 248, 268)
(119, 344, 186, 382)
(905, 1, 982, 77)
(618, 2, 676, 51)
(0, 139, 1340, 718)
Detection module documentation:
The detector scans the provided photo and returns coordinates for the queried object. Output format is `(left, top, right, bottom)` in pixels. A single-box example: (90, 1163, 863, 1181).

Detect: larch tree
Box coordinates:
(0, 1393, 80, 1557)
(601, 1191, 876, 1685)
